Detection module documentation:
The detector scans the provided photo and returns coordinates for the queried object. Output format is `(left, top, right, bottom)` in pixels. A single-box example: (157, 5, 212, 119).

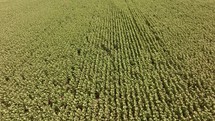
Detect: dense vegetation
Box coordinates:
(0, 0, 215, 120)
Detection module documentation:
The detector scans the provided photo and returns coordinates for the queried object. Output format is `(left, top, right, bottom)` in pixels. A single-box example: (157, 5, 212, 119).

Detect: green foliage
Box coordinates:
(0, 0, 215, 120)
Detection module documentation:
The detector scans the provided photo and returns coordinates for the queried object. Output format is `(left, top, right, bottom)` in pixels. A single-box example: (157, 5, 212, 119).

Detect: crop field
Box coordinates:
(0, 0, 215, 120)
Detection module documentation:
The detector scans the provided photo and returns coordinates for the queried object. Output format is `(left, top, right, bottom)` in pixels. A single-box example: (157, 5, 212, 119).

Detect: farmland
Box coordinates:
(0, 0, 215, 120)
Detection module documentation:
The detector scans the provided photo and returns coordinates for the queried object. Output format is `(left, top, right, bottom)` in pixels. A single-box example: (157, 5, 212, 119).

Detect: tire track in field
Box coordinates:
(119, 1, 163, 119)
(76, 1, 145, 119)
(107, 0, 191, 120)
(124, 1, 194, 119)
(47, 0, 214, 120)
(103, 1, 149, 120)
(124, 0, 215, 120)
(110, 1, 170, 120)
(69, 7, 114, 119)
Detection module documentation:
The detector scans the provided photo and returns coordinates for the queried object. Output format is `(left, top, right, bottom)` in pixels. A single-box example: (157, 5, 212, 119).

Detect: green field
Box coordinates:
(0, 0, 215, 120)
